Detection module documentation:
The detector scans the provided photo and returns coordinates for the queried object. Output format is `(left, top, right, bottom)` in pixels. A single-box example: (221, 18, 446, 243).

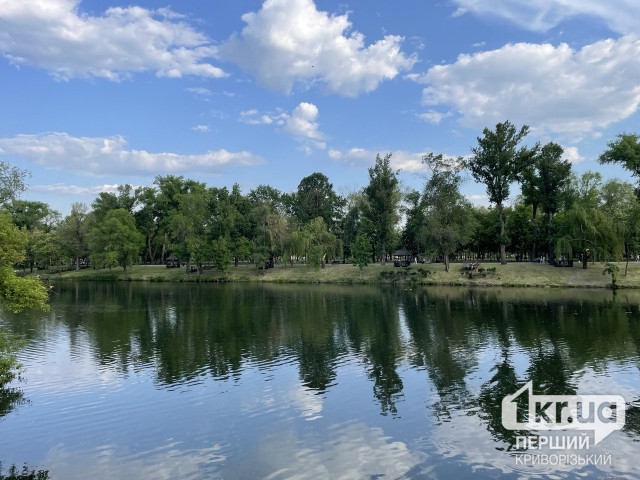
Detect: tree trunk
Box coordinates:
(235, 255, 239, 267)
(531, 203, 538, 261)
(76, 256, 80, 271)
(582, 251, 588, 269)
(444, 253, 450, 272)
(498, 203, 506, 264)
(381, 239, 386, 265)
(321, 253, 326, 269)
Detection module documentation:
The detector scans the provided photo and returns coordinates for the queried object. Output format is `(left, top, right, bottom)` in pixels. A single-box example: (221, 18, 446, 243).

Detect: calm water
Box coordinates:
(2, 282, 640, 479)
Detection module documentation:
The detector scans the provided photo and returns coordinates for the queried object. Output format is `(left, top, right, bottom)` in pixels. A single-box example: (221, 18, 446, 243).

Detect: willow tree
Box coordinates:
(468, 121, 535, 264)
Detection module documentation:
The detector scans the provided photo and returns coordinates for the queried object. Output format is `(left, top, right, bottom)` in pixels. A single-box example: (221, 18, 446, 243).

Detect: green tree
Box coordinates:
(537, 143, 572, 262)
(467, 121, 535, 264)
(599, 133, 640, 185)
(505, 203, 533, 261)
(421, 154, 476, 272)
(0, 215, 49, 313)
(169, 187, 211, 274)
(352, 233, 371, 271)
(211, 237, 233, 273)
(88, 209, 143, 272)
(363, 153, 400, 264)
(293, 172, 343, 230)
(401, 190, 425, 259)
(58, 203, 90, 271)
(601, 179, 640, 275)
(556, 173, 617, 269)
(303, 217, 339, 268)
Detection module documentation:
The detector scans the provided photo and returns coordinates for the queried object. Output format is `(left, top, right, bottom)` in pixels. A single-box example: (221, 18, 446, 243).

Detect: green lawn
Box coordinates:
(33, 260, 640, 289)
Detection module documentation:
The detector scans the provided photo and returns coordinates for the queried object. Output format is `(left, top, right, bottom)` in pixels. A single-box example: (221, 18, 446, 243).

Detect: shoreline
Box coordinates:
(31, 262, 640, 289)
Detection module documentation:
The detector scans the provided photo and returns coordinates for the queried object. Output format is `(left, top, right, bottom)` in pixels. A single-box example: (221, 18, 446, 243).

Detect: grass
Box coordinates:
(31, 260, 640, 289)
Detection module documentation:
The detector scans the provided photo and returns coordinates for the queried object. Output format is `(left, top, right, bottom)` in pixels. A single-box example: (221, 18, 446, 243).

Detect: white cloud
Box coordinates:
(419, 36, 640, 138)
(562, 146, 584, 163)
(0, 132, 263, 176)
(329, 148, 427, 172)
(450, 0, 640, 34)
(0, 0, 226, 80)
(185, 87, 212, 99)
(192, 125, 209, 132)
(30, 183, 119, 195)
(284, 102, 324, 143)
(240, 102, 326, 151)
(416, 110, 451, 125)
(219, 0, 416, 96)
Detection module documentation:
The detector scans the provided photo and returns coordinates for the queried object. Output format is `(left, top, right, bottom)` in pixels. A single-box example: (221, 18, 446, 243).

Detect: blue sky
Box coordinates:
(0, 0, 638, 213)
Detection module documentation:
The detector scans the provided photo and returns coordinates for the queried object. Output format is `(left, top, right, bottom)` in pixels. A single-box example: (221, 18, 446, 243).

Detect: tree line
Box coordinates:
(1, 120, 640, 280)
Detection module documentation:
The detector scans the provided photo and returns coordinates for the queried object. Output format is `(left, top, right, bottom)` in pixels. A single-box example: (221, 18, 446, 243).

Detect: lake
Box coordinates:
(1, 282, 640, 479)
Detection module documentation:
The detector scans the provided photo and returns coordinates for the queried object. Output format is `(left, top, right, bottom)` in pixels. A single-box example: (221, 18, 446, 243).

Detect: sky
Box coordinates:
(0, 0, 639, 214)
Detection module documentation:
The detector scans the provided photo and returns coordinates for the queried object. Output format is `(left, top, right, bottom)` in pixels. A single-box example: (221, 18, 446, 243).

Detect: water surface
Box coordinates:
(1, 282, 640, 479)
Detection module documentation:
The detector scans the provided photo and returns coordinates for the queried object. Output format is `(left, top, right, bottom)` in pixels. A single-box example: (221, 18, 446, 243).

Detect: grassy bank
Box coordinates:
(32, 261, 640, 289)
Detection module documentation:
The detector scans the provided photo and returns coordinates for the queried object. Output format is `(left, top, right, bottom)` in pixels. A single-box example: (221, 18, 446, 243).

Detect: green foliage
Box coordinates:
(307, 245, 325, 270)
(250, 245, 271, 271)
(363, 153, 401, 262)
(0, 162, 29, 206)
(599, 133, 640, 182)
(0, 329, 27, 387)
(602, 262, 620, 290)
(352, 233, 371, 270)
(57, 203, 90, 269)
(0, 215, 50, 313)
(211, 237, 233, 272)
(293, 172, 343, 230)
(421, 153, 476, 272)
(88, 209, 143, 272)
(467, 121, 535, 263)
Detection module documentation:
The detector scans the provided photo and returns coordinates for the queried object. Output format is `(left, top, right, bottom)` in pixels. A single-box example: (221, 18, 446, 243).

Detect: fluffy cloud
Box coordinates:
(451, 0, 640, 34)
(192, 125, 209, 132)
(562, 146, 584, 163)
(219, 0, 416, 96)
(0, 132, 263, 176)
(240, 102, 326, 151)
(0, 0, 225, 80)
(329, 148, 427, 172)
(419, 36, 640, 137)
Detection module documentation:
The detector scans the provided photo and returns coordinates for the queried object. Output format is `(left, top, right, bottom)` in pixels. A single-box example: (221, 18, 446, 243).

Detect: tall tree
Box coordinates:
(58, 203, 90, 271)
(402, 190, 425, 259)
(293, 172, 342, 230)
(88, 209, 143, 272)
(467, 121, 534, 264)
(536, 142, 572, 262)
(169, 187, 211, 274)
(421, 154, 476, 272)
(363, 153, 400, 264)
